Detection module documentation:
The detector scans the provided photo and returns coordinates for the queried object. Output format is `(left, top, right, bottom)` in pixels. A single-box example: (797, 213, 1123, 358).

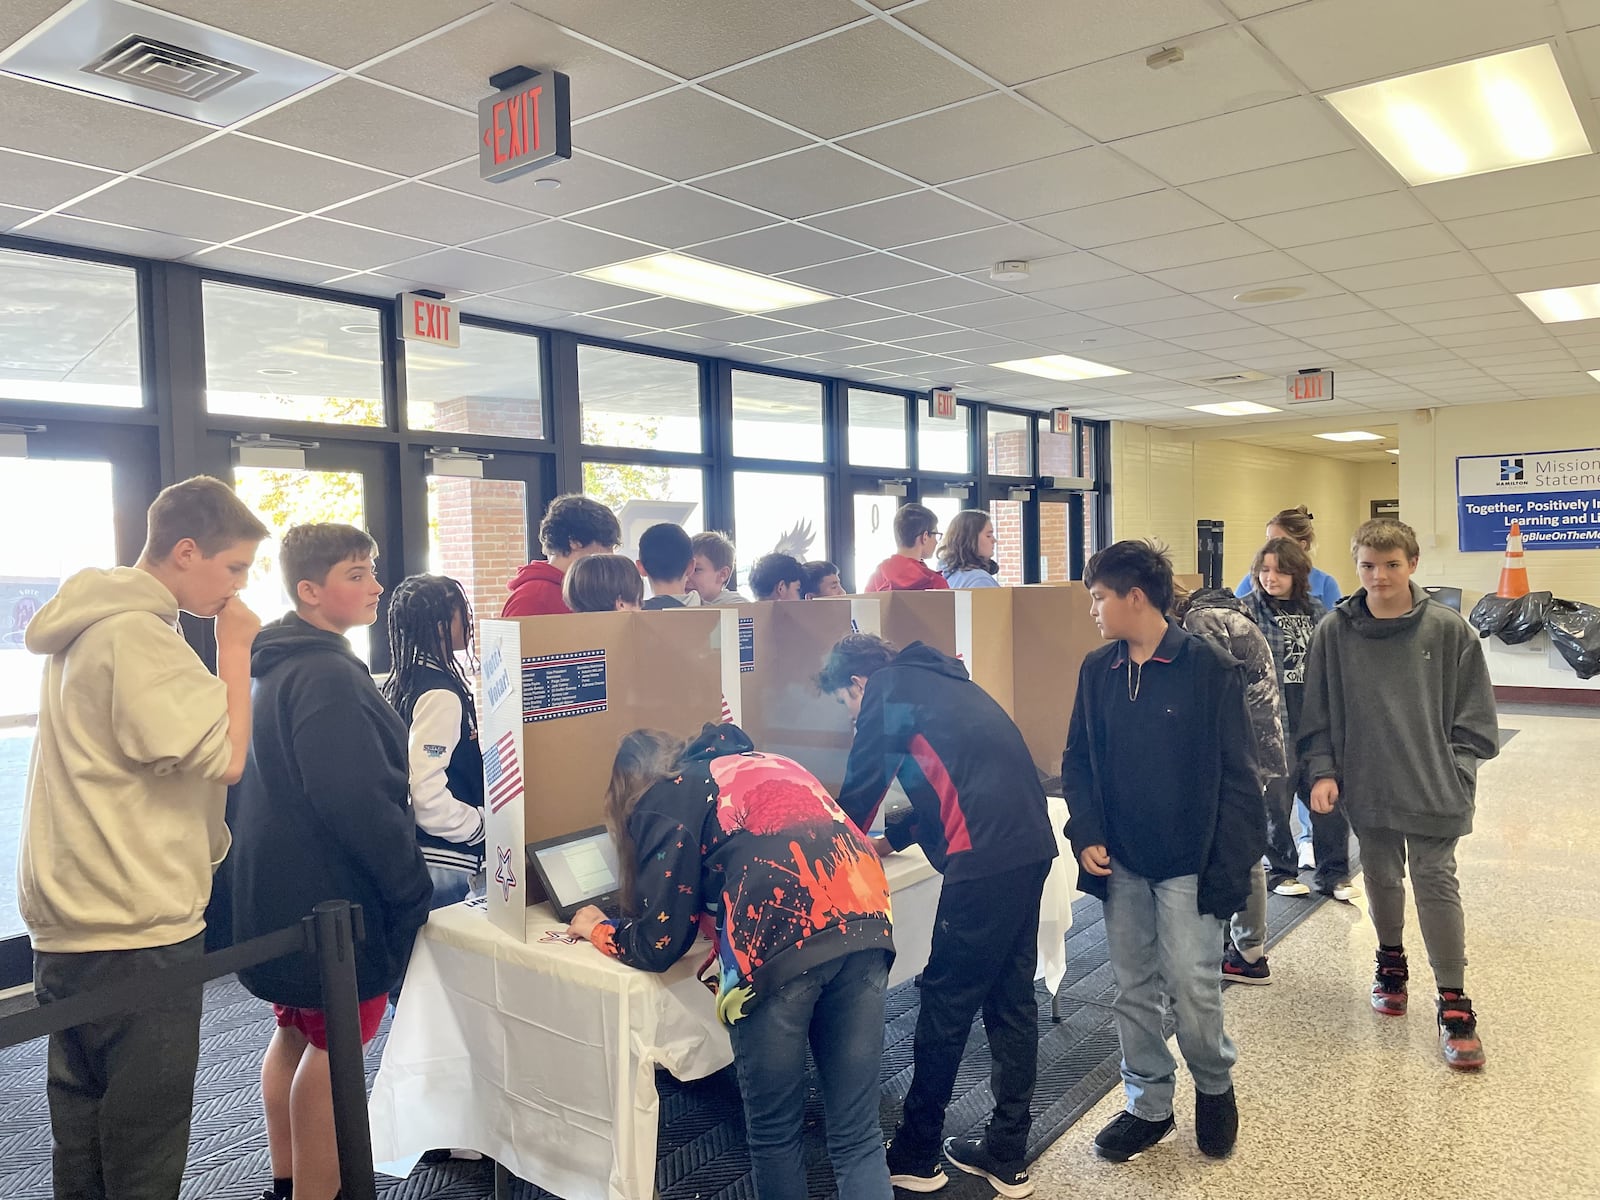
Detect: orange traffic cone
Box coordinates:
(1496, 521, 1530, 598)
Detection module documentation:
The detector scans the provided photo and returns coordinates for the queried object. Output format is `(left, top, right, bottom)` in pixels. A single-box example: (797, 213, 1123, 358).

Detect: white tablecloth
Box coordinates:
(369, 803, 1073, 1200)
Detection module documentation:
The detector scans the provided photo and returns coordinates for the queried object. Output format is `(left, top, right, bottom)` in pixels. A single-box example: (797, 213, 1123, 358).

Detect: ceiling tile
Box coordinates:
(780, 253, 938, 293)
(362, 6, 667, 118)
(689, 224, 863, 274)
(838, 314, 963, 343)
(861, 276, 1009, 312)
(577, 89, 807, 180)
(1409, 312, 1541, 336)
(544, 312, 653, 339)
(427, 153, 662, 217)
(184, 246, 347, 287)
(1291, 225, 1458, 271)
(1301, 320, 1429, 347)
(244, 79, 476, 176)
(0, 150, 114, 211)
(1240, 192, 1431, 249)
(782, 296, 902, 327)
(1030, 190, 1221, 248)
(1156, 255, 1320, 294)
(574, 187, 775, 246)
(1131, 312, 1259, 340)
(1250, 294, 1376, 326)
(839, 95, 1089, 185)
(947, 146, 1162, 220)
(1097, 224, 1273, 273)
(378, 248, 558, 293)
(893, 328, 1019, 354)
(1324, 253, 1485, 292)
(19, 214, 208, 260)
(64, 178, 289, 243)
(707, 23, 987, 138)
(1448, 198, 1600, 250)
(236, 217, 437, 270)
(749, 330, 873, 355)
(1, 203, 38, 231)
(1359, 276, 1506, 309)
(146, 135, 400, 212)
(145, 0, 489, 69)
(322, 182, 536, 243)
(696, 147, 912, 219)
(0, 76, 204, 171)
(894, 225, 1071, 273)
(1220, 0, 1305, 15)
(1385, 297, 1521, 324)
(1181, 150, 1399, 221)
(1412, 153, 1600, 221)
(328, 269, 469, 301)
(1474, 231, 1600, 273)
(466, 221, 656, 271)
(491, 274, 651, 312)
(969, 251, 1130, 294)
(1031, 274, 1181, 311)
(1082, 295, 1220, 325)
(1022, 26, 1295, 141)
(1114, 98, 1356, 186)
(1493, 259, 1600, 293)
(459, 297, 569, 326)
(2, 0, 67, 52)
(675, 315, 807, 343)
(1248, 0, 1554, 91)
(899, 0, 1224, 84)
(513, 0, 863, 76)
(807, 191, 998, 248)
(592, 296, 742, 328)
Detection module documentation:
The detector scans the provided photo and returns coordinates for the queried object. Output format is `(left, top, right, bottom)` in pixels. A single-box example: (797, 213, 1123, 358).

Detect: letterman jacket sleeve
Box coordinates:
(407, 689, 486, 845)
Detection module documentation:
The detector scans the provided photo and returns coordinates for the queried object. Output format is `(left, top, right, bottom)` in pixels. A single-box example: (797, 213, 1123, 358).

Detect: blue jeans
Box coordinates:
(428, 864, 473, 909)
(1103, 861, 1238, 1121)
(729, 949, 894, 1200)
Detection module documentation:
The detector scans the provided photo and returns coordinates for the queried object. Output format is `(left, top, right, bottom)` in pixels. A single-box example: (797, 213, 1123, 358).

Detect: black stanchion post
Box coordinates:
(311, 900, 378, 1200)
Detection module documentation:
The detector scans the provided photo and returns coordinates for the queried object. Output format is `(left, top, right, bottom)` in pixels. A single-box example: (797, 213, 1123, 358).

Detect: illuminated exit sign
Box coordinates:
(398, 292, 459, 348)
(1286, 368, 1334, 404)
(477, 66, 572, 183)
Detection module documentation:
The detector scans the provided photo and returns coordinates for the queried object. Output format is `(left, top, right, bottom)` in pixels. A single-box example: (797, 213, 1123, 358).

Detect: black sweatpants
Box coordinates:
(33, 933, 206, 1200)
(896, 860, 1050, 1165)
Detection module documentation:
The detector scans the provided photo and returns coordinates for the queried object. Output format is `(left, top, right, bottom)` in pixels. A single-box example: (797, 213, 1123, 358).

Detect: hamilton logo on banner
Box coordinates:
(494, 845, 518, 902)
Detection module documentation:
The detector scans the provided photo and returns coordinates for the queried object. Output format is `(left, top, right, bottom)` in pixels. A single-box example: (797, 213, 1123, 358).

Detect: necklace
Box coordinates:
(1127, 658, 1144, 702)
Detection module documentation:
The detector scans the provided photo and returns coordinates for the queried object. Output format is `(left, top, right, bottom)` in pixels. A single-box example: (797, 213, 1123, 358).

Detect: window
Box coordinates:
(987, 410, 1032, 476)
(582, 463, 705, 558)
(578, 345, 701, 453)
(0, 249, 141, 408)
(204, 284, 385, 426)
(917, 403, 971, 474)
(733, 471, 827, 590)
(408, 324, 543, 439)
(427, 475, 529, 636)
(1038, 501, 1071, 582)
(847, 388, 907, 468)
(732, 371, 823, 463)
(1038, 419, 1079, 479)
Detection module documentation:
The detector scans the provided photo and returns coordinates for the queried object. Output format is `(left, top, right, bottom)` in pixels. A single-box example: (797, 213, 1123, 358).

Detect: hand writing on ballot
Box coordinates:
(1310, 777, 1339, 815)
(566, 905, 608, 941)
(1079, 844, 1111, 876)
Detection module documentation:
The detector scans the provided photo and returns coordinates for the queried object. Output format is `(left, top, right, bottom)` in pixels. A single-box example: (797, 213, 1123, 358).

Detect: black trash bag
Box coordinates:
(1548, 600, 1600, 680)
(1468, 593, 1516, 639)
(1497, 590, 1553, 645)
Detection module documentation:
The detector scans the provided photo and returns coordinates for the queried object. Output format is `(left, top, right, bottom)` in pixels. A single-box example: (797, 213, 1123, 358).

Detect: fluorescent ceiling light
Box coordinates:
(992, 354, 1129, 381)
(579, 253, 828, 314)
(1315, 430, 1384, 442)
(1589, 369, 1600, 382)
(1517, 284, 1600, 323)
(1325, 45, 1590, 185)
(1187, 401, 1282, 416)
(1387, 448, 1401, 455)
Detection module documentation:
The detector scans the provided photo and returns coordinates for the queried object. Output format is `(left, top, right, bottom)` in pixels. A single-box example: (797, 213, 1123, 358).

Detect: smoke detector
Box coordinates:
(990, 260, 1030, 282)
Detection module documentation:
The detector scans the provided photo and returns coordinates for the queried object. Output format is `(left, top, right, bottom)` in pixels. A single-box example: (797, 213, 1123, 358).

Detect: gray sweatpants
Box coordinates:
(1229, 861, 1268, 962)
(1355, 826, 1467, 991)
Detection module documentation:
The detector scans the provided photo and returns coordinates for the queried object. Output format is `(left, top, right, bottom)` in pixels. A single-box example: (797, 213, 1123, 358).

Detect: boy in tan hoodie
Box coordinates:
(20, 475, 267, 1200)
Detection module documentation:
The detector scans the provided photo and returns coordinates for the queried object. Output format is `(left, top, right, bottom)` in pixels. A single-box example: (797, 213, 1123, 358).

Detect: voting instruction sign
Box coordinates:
(1456, 448, 1600, 552)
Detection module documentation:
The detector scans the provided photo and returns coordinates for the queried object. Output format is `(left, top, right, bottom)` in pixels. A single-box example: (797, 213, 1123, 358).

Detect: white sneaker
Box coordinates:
(1332, 882, 1362, 902)
(1298, 843, 1316, 870)
(1273, 878, 1311, 897)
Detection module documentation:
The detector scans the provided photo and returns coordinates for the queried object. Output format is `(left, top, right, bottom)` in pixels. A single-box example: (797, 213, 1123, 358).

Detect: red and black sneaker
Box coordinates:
(1437, 992, 1486, 1070)
(1371, 947, 1408, 1016)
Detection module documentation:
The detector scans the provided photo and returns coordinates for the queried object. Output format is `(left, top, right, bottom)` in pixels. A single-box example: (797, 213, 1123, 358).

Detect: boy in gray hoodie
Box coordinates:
(1298, 519, 1498, 1070)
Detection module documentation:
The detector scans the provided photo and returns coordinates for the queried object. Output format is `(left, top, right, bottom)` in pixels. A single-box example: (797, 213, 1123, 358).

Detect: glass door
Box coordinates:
(0, 422, 159, 988)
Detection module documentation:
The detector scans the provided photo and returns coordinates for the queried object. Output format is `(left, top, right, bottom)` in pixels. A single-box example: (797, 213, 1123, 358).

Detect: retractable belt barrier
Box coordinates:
(0, 899, 379, 1200)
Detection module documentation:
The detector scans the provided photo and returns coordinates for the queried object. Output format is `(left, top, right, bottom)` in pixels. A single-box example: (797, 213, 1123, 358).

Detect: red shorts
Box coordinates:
(272, 994, 388, 1051)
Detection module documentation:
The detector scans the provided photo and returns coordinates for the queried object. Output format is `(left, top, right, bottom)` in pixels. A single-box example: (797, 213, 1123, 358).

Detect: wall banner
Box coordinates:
(1456, 447, 1600, 552)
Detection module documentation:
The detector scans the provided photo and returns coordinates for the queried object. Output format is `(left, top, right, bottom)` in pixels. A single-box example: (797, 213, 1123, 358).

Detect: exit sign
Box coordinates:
(1286, 369, 1334, 404)
(1051, 407, 1071, 435)
(398, 292, 459, 348)
(478, 66, 572, 183)
(929, 387, 958, 421)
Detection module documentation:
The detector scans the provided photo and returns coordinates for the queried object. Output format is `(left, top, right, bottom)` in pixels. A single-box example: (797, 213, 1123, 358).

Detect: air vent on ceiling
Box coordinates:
(83, 35, 254, 102)
(1192, 370, 1270, 387)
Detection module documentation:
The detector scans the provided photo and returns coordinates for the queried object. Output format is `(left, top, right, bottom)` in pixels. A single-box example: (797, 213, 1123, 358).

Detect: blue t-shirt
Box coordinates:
(941, 565, 1000, 588)
(1235, 566, 1342, 612)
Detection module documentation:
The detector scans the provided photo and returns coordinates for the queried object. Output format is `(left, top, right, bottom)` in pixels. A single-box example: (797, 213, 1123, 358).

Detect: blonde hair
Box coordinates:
(1268, 505, 1316, 551)
(1351, 518, 1420, 561)
(605, 729, 686, 915)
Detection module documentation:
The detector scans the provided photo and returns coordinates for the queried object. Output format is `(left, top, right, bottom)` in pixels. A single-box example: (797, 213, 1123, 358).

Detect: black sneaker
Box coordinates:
(1437, 991, 1486, 1071)
(1093, 1111, 1174, 1162)
(885, 1138, 947, 1193)
(1372, 947, 1409, 1016)
(1194, 1086, 1239, 1158)
(1221, 941, 1271, 985)
(942, 1133, 1032, 1199)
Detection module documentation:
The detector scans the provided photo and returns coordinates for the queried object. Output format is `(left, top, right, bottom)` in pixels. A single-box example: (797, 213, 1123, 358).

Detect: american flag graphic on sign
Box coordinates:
(484, 730, 522, 813)
(720, 693, 734, 723)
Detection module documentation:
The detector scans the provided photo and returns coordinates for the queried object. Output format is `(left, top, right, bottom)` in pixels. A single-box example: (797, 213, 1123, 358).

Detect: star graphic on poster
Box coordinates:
(494, 845, 517, 902)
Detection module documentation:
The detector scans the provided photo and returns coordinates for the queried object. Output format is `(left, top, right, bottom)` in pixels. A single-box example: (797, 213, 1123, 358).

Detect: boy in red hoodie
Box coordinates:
(502, 494, 621, 617)
(865, 503, 950, 593)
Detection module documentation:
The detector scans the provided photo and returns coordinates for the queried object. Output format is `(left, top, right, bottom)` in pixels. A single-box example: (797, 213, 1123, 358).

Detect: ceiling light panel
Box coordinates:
(1517, 283, 1600, 323)
(1187, 401, 1283, 416)
(1315, 430, 1385, 441)
(992, 354, 1130, 381)
(1325, 45, 1591, 185)
(580, 254, 830, 314)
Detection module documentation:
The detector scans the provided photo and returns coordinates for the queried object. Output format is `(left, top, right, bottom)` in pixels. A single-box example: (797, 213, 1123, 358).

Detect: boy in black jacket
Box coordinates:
(229, 524, 431, 1200)
(822, 634, 1055, 1199)
(1062, 541, 1263, 1165)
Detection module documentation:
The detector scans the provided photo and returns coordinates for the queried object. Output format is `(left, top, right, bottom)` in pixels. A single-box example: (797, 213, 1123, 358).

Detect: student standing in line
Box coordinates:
(1240, 537, 1356, 902)
(864, 503, 951, 592)
(567, 724, 895, 1200)
(383, 574, 485, 909)
(1172, 582, 1287, 986)
(688, 530, 746, 605)
(637, 523, 698, 610)
(937, 510, 1002, 589)
(1062, 541, 1261, 1164)
(21, 476, 266, 1200)
(822, 632, 1055, 1198)
(802, 559, 846, 598)
(1232, 505, 1344, 612)
(502, 494, 621, 617)
(230, 524, 432, 1200)
(563, 553, 645, 613)
(749, 552, 805, 601)
(1299, 519, 1499, 1070)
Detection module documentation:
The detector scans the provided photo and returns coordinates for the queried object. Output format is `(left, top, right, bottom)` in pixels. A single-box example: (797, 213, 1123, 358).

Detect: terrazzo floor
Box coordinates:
(1024, 704, 1600, 1199)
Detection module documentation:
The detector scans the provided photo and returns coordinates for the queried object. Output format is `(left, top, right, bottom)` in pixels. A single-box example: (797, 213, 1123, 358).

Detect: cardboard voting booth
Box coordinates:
(476, 610, 724, 937)
(873, 589, 959, 658)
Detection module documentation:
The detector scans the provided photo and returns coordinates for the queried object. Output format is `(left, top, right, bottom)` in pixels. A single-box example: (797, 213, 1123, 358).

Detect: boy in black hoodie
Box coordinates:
(822, 634, 1055, 1199)
(1062, 541, 1262, 1165)
(229, 524, 431, 1200)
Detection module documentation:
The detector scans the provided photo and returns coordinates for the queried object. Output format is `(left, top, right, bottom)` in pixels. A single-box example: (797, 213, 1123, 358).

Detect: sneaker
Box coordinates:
(885, 1139, 947, 1193)
(942, 1133, 1032, 1199)
(1331, 881, 1361, 902)
(1221, 942, 1271, 985)
(1093, 1111, 1175, 1162)
(1298, 842, 1316, 870)
(1271, 876, 1310, 897)
(1372, 947, 1408, 1016)
(1194, 1086, 1239, 1159)
(1437, 992, 1486, 1070)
